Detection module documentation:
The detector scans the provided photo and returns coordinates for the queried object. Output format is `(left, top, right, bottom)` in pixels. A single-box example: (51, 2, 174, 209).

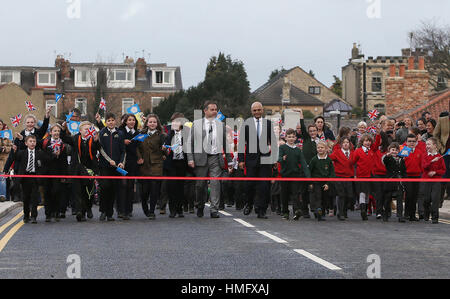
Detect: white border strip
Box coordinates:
(294, 249, 342, 271)
(257, 231, 288, 244)
(233, 218, 255, 228)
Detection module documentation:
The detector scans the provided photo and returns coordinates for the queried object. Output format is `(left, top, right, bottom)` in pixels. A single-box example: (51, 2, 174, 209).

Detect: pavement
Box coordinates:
(0, 201, 22, 219)
(0, 201, 449, 279)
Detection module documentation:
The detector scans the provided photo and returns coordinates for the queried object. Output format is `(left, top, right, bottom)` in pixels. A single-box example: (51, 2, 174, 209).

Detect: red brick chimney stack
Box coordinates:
(399, 65, 406, 77)
(136, 58, 147, 80)
(408, 56, 415, 70)
(55, 55, 71, 80)
(418, 56, 425, 70)
(389, 64, 396, 77)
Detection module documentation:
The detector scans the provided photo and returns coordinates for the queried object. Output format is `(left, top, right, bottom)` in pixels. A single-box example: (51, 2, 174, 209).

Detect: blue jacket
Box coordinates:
(99, 127, 126, 169)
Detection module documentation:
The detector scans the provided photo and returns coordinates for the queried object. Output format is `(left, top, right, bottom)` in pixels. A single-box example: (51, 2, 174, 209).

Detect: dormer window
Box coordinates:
(37, 71, 56, 86)
(107, 68, 135, 88)
(75, 69, 97, 87)
(151, 68, 175, 87)
(0, 71, 13, 83)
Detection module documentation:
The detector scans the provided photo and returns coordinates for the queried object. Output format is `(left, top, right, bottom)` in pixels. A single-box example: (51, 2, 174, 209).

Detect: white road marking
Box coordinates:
(256, 231, 288, 244)
(219, 211, 233, 216)
(233, 218, 255, 228)
(294, 249, 342, 271)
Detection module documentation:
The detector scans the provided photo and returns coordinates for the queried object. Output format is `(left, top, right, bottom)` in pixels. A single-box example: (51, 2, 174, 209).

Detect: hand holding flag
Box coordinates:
(132, 133, 148, 142)
(99, 98, 106, 111)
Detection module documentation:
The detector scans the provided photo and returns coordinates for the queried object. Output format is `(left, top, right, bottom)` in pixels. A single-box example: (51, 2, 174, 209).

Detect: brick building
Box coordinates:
(0, 55, 182, 122)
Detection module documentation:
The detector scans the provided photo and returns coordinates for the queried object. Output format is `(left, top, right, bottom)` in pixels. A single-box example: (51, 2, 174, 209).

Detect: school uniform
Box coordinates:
(372, 134, 388, 218)
(98, 127, 126, 220)
(382, 155, 407, 222)
(164, 129, 188, 217)
(119, 126, 140, 219)
(404, 147, 423, 221)
(137, 130, 166, 218)
(278, 143, 310, 219)
(420, 153, 446, 223)
(270, 163, 282, 214)
(330, 147, 354, 220)
(309, 154, 335, 221)
(63, 133, 100, 221)
(351, 146, 374, 220)
(14, 148, 47, 222)
(41, 137, 69, 221)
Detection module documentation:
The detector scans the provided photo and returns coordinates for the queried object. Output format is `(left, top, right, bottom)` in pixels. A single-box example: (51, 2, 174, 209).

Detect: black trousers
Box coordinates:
(334, 178, 353, 217)
(405, 177, 420, 218)
(372, 175, 386, 216)
(44, 178, 63, 217)
(168, 160, 186, 215)
(280, 181, 302, 215)
(21, 176, 39, 219)
(120, 179, 135, 216)
(245, 164, 272, 212)
(183, 177, 195, 210)
(59, 181, 72, 214)
(158, 169, 169, 210)
(384, 182, 404, 218)
(420, 182, 441, 220)
(310, 183, 331, 212)
(141, 180, 161, 215)
(99, 168, 122, 218)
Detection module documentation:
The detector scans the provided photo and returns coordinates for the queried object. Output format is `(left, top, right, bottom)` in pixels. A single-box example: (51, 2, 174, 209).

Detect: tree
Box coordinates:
(330, 75, 342, 97)
(269, 67, 287, 80)
(155, 52, 252, 124)
(410, 20, 450, 91)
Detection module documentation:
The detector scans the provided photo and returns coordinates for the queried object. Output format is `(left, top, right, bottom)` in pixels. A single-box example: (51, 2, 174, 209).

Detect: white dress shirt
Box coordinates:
(204, 119, 218, 154)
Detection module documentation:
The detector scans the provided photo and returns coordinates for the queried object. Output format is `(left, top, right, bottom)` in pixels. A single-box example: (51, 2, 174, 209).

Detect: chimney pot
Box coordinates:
(389, 64, 396, 77)
(408, 56, 415, 70)
(399, 65, 406, 77)
(418, 56, 425, 70)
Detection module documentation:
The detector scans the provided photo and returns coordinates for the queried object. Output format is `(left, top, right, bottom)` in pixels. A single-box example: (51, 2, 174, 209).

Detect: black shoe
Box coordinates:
(31, 217, 37, 224)
(76, 213, 82, 222)
(398, 217, 406, 223)
(197, 208, 204, 218)
(23, 218, 30, 224)
(257, 211, 268, 219)
(169, 213, 176, 218)
(337, 215, 345, 221)
(419, 215, 424, 220)
(107, 217, 115, 222)
(282, 213, 289, 220)
(59, 213, 66, 219)
(189, 208, 195, 214)
(218, 205, 225, 211)
(86, 209, 93, 219)
(432, 219, 439, 224)
(122, 215, 130, 221)
(80, 216, 87, 222)
(99, 213, 106, 221)
(376, 214, 382, 220)
(177, 213, 185, 218)
(118, 214, 124, 219)
(148, 213, 156, 220)
(409, 216, 419, 222)
(45, 216, 51, 223)
(293, 214, 301, 221)
(71, 210, 77, 216)
(183, 206, 189, 213)
(210, 212, 220, 219)
(243, 206, 253, 216)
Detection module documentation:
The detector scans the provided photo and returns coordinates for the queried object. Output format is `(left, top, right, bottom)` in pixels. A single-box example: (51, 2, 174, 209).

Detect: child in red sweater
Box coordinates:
(403, 134, 423, 221)
(351, 134, 374, 221)
(420, 137, 446, 224)
(330, 136, 353, 220)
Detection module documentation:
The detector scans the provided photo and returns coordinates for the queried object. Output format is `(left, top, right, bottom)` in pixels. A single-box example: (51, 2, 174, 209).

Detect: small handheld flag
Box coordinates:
(398, 146, 412, 157)
(116, 167, 128, 176)
(25, 101, 36, 111)
(444, 149, 450, 157)
(164, 144, 180, 150)
(99, 98, 106, 111)
(368, 110, 380, 121)
(51, 140, 62, 152)
(0, 130, 13, 140)
(68, 121, 80, 135)
(127, 104, 141, 115)
(10, 114, 22, 128)
(85, 126, 96, 139)
(55, 93, 63, 103)
(65, 112, 74, 123)
(216, 111, 226, 122)
(367, 126, 377, 134)
(132, 134, 148, 142)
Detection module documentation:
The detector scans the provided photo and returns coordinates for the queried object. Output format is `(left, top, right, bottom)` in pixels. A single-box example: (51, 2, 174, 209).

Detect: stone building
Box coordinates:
(342, 43, 448, 113)
(0, 55, 183, 122)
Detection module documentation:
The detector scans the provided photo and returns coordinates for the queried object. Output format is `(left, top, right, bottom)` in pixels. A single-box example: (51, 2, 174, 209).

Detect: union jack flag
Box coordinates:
(51, 140, 62, 152)
(99, 98, 106, 110)
(85, 126, 96, 139)
(10, 114, 22, 128)
(368, 109, 380, 121)
(367, 126, 377, 134)
(25, 101, 36, 111)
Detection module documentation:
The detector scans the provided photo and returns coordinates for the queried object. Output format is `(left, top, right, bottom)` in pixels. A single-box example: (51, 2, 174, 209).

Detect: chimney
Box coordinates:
(351, 43, 359, 60)
(399, 65, 406, 77)
(135, 58, 147, 80)
(389, 64, 396, 77)
(282, 76, 290, 102)
(124, 56, 134, 64)
(55, 55, 71, 80)
(418, 56, 425, 70)
(408, 56, 415, 70)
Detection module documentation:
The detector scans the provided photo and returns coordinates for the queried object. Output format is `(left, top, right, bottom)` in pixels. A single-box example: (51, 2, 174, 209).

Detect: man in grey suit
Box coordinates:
(187, 101, 232, 218)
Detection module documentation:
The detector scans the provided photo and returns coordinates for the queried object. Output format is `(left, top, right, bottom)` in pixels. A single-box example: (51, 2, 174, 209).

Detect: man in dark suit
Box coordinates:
(238, 102, 277, 219)
(14, 135, 47, 223)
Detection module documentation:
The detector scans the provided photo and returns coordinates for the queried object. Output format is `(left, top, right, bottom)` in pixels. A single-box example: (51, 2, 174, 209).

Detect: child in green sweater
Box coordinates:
(278, 129, 311, 220)
(308, 141, 335, 221)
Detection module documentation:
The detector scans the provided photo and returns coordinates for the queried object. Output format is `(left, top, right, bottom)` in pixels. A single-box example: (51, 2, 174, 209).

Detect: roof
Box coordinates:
(253, 75, 324, 106)
(392, 88, 450, 120)
(324, 99, 353, 112)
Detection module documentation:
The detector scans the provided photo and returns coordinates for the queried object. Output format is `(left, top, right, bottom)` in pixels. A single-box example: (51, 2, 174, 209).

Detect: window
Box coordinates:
(308, 86, 321, 95)
(155, 71, 163, 84)
(151, 97, 164, 112)
(122, 98, 134, 115)
(152, 69, 175, 86)
(75, 98, 87, 116)
(75, 69, 97, 86)
(108, 69, 133, 81)
(46, 100, 57, 118)
(372, 72, 382, 92)
(0, 71, 13, 83)
(37, 72, 56, 86)
(437, 75, 448, 89)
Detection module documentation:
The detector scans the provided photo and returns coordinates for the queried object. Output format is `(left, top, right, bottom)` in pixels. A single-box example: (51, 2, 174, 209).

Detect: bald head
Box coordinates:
(251, 102, 264, 119)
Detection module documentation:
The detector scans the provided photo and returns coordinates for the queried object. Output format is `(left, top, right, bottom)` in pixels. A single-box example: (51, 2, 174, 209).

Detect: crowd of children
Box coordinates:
(1, 106, 448, 225)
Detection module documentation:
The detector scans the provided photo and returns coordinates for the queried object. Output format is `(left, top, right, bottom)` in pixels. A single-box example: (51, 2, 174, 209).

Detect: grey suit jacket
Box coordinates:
(187, 118, 232, 168)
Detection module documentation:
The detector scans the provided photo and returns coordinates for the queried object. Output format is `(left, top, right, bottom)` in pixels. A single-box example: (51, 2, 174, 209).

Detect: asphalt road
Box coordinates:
(0, 203, 449, 279)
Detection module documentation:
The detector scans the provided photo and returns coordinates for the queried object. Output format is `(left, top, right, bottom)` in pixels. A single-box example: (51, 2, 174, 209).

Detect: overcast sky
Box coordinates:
(1, 0, 448, 91)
